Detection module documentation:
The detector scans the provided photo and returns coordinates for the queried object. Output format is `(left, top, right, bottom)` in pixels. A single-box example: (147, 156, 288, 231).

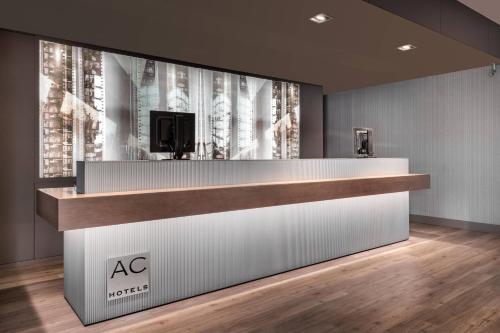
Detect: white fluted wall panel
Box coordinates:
(325, 66, 500, 225)
(66, 192, 409, 325)
(64, 229, 85, 322)
(77, 159, 408, 193)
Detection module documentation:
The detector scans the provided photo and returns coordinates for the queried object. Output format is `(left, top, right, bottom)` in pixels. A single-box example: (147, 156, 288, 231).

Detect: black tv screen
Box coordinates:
(150, 111, 195, 158)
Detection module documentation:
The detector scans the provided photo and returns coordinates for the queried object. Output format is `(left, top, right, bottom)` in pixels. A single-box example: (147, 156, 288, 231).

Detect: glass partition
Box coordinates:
(39, 40, 300, 178)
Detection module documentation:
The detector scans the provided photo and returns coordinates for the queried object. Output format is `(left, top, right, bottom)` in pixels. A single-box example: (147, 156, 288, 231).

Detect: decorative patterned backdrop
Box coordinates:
(39, 40, 300, 178)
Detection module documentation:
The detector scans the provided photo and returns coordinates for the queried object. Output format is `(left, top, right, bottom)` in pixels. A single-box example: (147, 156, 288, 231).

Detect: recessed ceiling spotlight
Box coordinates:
(397, 44, 417, 51)
(310, 13, 332, 24)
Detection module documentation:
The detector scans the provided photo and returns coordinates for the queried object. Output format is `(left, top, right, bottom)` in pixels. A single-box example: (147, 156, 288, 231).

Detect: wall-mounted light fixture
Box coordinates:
(310, 13, 332, 24)
(489, 63, 497, 77)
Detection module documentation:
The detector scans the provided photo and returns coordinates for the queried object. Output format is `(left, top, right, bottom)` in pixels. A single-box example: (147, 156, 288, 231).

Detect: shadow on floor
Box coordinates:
(0, 284, 42, 333)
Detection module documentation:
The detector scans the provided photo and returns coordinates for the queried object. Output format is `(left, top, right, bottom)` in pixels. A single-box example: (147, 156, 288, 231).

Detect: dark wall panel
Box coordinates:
(35, 215, 63, 259)
(0, 30, 36, 264)
(366, 0, 441, 31)
(0, 30, 68, 263)
(300, 84, 323, 158)
(489, 22, 500, 58)
(440, 0, 490, 52)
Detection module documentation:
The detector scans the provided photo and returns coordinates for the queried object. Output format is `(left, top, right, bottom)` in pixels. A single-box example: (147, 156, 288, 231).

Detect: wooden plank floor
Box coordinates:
(2, 222, 500, 332)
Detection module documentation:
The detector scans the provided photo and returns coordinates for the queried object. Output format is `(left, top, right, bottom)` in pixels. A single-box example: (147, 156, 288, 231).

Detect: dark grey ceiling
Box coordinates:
(1, 0, 498, 93)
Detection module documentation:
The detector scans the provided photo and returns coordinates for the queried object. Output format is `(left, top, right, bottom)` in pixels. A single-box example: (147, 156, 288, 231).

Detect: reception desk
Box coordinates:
(36, 159, 429, 325)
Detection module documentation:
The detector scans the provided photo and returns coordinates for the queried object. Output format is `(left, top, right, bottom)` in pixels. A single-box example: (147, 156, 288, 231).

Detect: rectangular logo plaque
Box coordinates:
(107, 252, 150, 301)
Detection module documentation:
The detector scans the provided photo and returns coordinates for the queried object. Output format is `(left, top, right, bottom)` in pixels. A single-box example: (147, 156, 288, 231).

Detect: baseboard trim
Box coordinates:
(410, 214, 500, 234)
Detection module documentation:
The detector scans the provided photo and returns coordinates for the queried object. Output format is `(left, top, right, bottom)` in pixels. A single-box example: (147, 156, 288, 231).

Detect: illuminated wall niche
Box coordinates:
(39, 40, 300, 178)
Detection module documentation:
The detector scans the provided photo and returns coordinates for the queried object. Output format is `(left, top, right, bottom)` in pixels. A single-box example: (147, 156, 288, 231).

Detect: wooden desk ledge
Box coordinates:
(37, 174, 430, 231)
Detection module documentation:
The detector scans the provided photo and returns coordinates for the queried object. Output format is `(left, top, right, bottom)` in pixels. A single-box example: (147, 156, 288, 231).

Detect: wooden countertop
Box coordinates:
(37, 174, 430, 231)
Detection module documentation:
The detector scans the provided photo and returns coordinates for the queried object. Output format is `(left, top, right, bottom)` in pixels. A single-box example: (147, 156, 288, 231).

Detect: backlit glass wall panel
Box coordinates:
(39, 40, 300, 178)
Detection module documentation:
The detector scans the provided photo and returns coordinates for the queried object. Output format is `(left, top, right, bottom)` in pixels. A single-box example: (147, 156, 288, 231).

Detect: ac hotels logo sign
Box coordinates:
(107, 252, 150, 301)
